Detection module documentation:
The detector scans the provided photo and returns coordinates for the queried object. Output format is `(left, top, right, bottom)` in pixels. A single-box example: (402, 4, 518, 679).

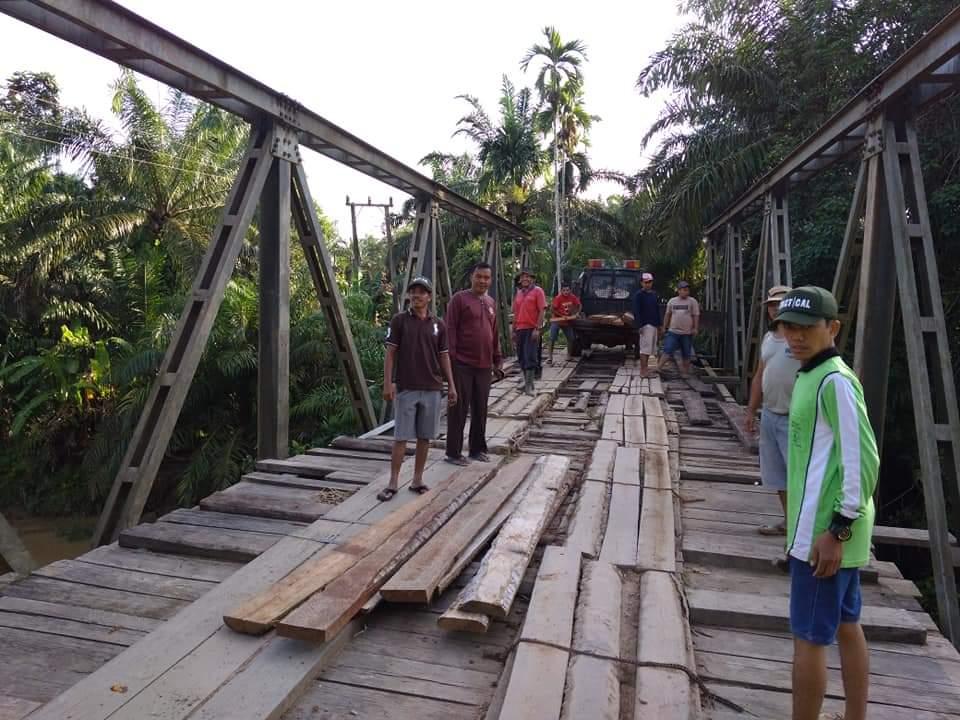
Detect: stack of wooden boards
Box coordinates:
(609, 358, 665, 396)
(377, 454, 572, 633)
(224, 453, 573, 644)
(488, 396, 701, 719)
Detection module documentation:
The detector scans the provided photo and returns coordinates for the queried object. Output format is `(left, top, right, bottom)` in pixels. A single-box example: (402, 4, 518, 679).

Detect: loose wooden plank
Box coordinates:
(645, 413, 669, 448)
(119, 521, 277, 563)
(564, 560, 621, 720)
(643, 394, 663, 417)
(161, 507, 308, 536)
(624, 394, 645, 417)
(2, 575, 185, 621)
(637, 488, 676, 572)
(624, 415, 646, 446)
(382, 455, 536, 603)
(320, 660, 490, 707)
(518, 546, 582, 646)
(305, 446, 395, 462)
(600, 412, 624, 443)
(290, 680, 478, 720)
(32, 558, 214, 602)
(277, 462, 501, 642)
(79, 544, 241, 583)
(241, 471, 359, 492)
(636, 571, 697, 719)
(680, 464, 761, 484)
(584, 440, 617, 482)
(643, 447, 671, 491)
(498, 548, 581, 720)
(688, 588, 927, 644)
(254, 455, 371, 482)
(564, 480, 609, 559)
(680, 390, 712, 425)
(0, 609, 145, 647)
(599, 482, 640, 566)
(200, 482, 336, 522)
(573, 391, 590, 412)
(436, 606, 491, 633)
(715, 401, 760, 454)
(0, 695, 41, 720)
(612, 446, 642, 486)
(872, 524, 959, 548)
(457, 456, 571, 618)
(225, 465, 468, 634)
(684, 374, 716, 397)
(0, 596, 160, 633)
(330, 435, 413, 455)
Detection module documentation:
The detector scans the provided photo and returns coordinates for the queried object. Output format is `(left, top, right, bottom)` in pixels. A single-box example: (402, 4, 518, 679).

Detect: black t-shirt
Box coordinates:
(385, 310, 449, 391)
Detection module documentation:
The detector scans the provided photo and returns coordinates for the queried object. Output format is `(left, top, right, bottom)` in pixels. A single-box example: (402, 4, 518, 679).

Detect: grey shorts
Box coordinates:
(759, 409, 789, 491)
(394, 389, 442, 441)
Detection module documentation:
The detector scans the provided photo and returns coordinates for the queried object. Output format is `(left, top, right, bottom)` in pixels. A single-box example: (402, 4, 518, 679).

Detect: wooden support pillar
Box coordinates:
(722, 224, 746, 380)
(483, 231, 512, 355)
(291, 165, 376, 433)
(384, 203, 398, 315)
(92, 124, 280, 546)
(401, 197, 437, 314)
(257, 155, 291, 460)
(769, 192, 793, 286)
(704, 236, 721, 311)
(832, 162, 867, 357)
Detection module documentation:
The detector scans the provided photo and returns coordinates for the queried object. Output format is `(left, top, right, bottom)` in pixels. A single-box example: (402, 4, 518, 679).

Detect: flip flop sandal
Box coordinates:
(408, 484, 430, 494)
(376, 488, 397, 501)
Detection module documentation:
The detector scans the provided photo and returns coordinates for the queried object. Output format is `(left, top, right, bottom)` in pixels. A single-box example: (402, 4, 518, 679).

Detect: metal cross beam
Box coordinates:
(705, 6, 960, 233)
(0, 0, 528, 241)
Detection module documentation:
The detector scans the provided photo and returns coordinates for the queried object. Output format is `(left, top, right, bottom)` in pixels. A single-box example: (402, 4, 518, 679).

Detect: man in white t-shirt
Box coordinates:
(745, 285, 802, 535)
(659, 281, 700, 377)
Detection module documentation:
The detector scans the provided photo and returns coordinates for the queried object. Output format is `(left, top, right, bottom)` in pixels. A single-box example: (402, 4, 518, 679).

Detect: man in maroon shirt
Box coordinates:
(379, 277, 457, 501)
(444, 261, 503, 465)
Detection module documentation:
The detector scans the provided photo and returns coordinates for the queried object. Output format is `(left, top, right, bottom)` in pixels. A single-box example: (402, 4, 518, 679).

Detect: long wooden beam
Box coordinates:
(0, 0, 528, 240)
(705, 6, 960, 233)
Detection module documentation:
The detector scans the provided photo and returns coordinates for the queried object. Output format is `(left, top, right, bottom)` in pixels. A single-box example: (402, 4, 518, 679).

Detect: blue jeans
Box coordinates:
(789, 557, 862, 645)
(549, 323, 574, 345)
(662, 331, 693, 359)
(516, 328, 539, 371)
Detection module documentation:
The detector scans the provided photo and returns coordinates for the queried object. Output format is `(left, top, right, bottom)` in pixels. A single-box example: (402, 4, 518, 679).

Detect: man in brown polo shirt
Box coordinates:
(445, 261, 503, 465)
(378, 277, 457, 501)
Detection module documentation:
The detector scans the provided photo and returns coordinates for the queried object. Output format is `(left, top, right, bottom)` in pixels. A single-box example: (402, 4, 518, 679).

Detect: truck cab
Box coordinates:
(570, 260, 644, 356)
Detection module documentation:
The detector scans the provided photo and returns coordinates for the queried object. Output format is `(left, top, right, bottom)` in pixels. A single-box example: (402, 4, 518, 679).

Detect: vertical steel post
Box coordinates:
(257, 151, 292, 460)
(93, 124, 279, 546)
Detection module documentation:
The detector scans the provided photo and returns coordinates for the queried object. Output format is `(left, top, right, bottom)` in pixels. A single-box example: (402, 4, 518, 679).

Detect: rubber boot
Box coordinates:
(524, 369, 535, 396)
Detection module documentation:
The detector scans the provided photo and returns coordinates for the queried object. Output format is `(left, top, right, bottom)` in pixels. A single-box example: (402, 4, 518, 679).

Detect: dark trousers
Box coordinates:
(516, 329, 539, 371)
(447, 362, 492, 458)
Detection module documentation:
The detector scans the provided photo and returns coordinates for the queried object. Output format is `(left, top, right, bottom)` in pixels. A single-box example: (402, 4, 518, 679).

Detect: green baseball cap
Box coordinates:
(774, 286, 838, 326)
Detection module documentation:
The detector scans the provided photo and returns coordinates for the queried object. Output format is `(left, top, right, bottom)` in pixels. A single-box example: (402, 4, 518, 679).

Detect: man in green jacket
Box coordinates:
(775, 286, 878, 720)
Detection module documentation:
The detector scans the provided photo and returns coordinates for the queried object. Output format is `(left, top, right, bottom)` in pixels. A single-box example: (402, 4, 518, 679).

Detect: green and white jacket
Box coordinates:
(786, 349, 879, 568)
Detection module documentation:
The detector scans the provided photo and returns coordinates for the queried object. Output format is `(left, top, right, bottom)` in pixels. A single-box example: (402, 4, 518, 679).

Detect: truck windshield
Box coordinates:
(587, 273, 635, 300)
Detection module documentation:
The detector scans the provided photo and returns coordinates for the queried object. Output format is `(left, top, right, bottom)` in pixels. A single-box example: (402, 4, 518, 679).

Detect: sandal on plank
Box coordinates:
(376, 488, 397, 501)
(408, 484, 430, 494)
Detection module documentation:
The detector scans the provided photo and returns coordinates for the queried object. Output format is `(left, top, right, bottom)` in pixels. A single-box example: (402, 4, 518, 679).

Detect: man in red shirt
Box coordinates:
(512, 269, 547, 395)
(444, 262, 503, 465)
(547, 282, 581, 365)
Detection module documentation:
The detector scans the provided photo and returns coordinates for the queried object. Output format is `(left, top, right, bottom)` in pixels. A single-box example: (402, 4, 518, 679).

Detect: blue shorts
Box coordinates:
(759, 410, 789, 491)
(789, 557, 862, 645)
(662, 331, 694, 359)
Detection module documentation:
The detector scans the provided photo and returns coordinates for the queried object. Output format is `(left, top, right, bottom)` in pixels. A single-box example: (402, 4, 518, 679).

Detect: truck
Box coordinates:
(568, 260, 645, 357)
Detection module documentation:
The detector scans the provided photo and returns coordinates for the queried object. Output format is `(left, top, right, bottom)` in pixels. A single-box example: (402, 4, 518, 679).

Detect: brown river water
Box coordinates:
(1, 511, 95, 573)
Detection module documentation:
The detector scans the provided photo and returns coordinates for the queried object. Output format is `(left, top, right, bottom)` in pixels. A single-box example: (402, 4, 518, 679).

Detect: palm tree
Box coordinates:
(521, 27, 587, 290)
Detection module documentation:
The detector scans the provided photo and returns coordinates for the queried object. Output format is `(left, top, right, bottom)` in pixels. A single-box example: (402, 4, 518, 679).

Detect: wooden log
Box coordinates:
(277, 462, 500, 642)
(436, 606, 491, 633)
(563, 561, 621, 720)
(636, 571, 698, 719)
(687, 588, 927, 644)
(715, 401, 760, 454)
(680, 391, 712, 426)
(457, 456, 571, 618)
(381, 455, 536, 603)
(498, 547, 581, 720)
(224, 465, 469, 634)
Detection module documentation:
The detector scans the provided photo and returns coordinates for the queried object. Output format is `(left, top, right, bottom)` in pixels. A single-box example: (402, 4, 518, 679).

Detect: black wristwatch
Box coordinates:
(829, 514, 853, 542)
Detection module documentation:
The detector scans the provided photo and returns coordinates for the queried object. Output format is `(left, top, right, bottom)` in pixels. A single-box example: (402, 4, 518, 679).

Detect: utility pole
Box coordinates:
(345, 196, 396, 290)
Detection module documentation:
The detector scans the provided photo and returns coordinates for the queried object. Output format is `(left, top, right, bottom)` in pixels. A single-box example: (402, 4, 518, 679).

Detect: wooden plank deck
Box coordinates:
(3, 354, 958, 720)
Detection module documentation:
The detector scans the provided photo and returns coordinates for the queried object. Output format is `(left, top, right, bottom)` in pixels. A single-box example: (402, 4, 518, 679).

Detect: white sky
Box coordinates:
(0, 0, 685, 241)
